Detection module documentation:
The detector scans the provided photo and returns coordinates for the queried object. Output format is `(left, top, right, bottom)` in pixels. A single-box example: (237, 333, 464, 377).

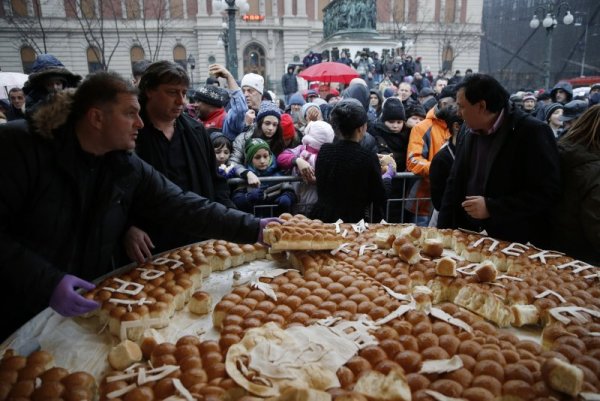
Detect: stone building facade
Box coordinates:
(0, 0, 482, 94)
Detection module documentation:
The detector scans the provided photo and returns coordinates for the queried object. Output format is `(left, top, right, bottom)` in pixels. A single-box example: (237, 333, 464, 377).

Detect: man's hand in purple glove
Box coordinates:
(49, 275, 100, 317)
(258, 217, 283, 245)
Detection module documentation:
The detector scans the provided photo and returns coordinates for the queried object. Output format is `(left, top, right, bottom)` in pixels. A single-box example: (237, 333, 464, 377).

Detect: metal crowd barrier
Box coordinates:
(227, 173, 432, 224)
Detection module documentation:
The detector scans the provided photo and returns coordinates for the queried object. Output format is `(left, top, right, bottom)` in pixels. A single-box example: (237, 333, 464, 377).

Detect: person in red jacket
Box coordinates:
(193, 85, 230, 131)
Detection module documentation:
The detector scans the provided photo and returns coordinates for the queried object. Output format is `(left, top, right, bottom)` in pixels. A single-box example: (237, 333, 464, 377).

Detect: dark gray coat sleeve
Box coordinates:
(130, 155, 260, 245)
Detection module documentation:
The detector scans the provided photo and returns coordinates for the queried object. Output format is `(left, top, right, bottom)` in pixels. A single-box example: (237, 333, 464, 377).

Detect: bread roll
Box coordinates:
(189, 291, 212, 315)
(398, 243, 421, 265)
(108, 340, 143, 371)
(476, 261, 498, 282)
(541, 357, 583, 396)
(435, 257, 457, 277)
(422, 239, 444, 258)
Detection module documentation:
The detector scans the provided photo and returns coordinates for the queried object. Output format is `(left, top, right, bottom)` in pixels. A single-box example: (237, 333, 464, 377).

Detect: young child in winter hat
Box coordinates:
(277, 121, 335, 213)
(232, 138, 296, 216)
(210, 131, 235, 178)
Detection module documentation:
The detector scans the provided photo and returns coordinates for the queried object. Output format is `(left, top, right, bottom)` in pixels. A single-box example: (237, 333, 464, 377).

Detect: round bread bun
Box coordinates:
(108, 340, 143, 371)
(378, 154, 397, 175)
(189, 291, 212, 315)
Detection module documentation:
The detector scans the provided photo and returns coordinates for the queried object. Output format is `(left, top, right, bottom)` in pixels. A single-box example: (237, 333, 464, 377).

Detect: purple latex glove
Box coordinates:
(258, 217, 283, 245)
(49, 275, 100, 317)
(382, 163, 395, 180)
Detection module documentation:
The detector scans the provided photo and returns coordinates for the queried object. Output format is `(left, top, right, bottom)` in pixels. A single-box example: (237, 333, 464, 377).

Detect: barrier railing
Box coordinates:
(227, 172, 432, 224)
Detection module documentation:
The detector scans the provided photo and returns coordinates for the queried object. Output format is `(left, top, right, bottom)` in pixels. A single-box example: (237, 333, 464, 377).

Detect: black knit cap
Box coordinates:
(405, 103, 427, 119)
(381, 97, 406, 122)
(438, 84, 457, 100)
(193, 85, 229, 107)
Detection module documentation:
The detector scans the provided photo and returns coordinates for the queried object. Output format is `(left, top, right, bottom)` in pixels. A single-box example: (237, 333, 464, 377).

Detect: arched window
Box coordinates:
(243, 43, 266, 77)
(444, 0, 456, 23)
(11, 0, 28, 16)
(442, 44, 453, 72)
(20, 46, 36, 73)
(130, 45, 145, 69)
(87, 47, 103, 72)
(173, 45, 187, 69)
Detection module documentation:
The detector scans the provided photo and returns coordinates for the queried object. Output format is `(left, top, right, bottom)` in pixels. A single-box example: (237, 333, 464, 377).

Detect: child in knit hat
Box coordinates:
(232, 138, 296, 216)
(230, 100, 287, 187)
(370, 97, 410, 171)
(280, 113, 298, 147)
(277, 121, 335, 214)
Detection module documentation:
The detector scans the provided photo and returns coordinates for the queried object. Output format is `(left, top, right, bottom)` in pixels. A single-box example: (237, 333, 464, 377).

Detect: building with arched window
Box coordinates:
(0, 0, 483, 94)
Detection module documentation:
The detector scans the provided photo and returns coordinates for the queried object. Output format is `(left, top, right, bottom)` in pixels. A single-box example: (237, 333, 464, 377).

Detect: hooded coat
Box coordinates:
(342, 84, 378, 154)
(550, 81, 573, 104)
(553, 141, 600, 264)
(0, 91, 259, 340)
(22, 54, 82, 113)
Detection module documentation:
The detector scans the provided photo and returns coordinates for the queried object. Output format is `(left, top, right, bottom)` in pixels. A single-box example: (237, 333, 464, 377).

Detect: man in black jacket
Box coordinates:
(125, 61, 237, 261)
(281, 66, 299, 106)
(0, 71, 265, 341)
(438, 74, 560, 247)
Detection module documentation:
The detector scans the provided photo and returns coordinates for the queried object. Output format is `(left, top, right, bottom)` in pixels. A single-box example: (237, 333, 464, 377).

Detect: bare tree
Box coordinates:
(377, 1, 430, 56)
(130, 0, 171, 61)
(63, 0, 121, 70)
(436, 18, 481, 73)
(5, 0, 58, 54)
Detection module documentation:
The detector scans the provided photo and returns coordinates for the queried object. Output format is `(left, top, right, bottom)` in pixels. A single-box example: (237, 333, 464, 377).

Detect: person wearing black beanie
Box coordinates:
(369, 97, 412, 222)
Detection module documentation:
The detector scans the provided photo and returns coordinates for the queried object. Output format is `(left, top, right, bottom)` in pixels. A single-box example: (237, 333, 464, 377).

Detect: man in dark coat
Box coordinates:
(0, 71, 264, 341)
(281, 66, 299, 105)
(7, 88, 26, 121)
(128, 61, 236, 260)
(438, 74, 560, 247)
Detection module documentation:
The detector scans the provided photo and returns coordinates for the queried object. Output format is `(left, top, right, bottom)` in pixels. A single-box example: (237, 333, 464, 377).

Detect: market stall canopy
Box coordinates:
(298, 62, 359, 84)
(0, 72, 28, 99)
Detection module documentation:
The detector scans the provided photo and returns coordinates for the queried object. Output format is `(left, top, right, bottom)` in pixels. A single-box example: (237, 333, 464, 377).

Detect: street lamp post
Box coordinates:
(213, 0, 249, 80)
(225, 0, 239, 79)
(187, 54, 196, 88)
(529, 1, 574, 89)
(574, 12, 588, 77)
(398, 25, 408, 55)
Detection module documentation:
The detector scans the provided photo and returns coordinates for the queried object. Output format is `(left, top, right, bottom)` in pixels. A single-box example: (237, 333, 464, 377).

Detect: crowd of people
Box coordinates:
(1, 52, 599, 340)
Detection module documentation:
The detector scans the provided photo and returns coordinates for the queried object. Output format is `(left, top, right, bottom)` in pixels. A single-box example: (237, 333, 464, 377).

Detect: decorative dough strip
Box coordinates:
(549, 306, 600, 325)
(535, 289, 567, 303)
(429, 307, 473, 333)
(419, 355, 463, 374)
(501, 242, 529, 257)
(471, 237, 499, 252)
(172, 378, 195, 401)
(425, 389, 467, 401)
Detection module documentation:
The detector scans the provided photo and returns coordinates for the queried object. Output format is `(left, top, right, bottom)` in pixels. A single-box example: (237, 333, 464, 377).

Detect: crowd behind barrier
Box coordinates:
(227, 173, 431, 223)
